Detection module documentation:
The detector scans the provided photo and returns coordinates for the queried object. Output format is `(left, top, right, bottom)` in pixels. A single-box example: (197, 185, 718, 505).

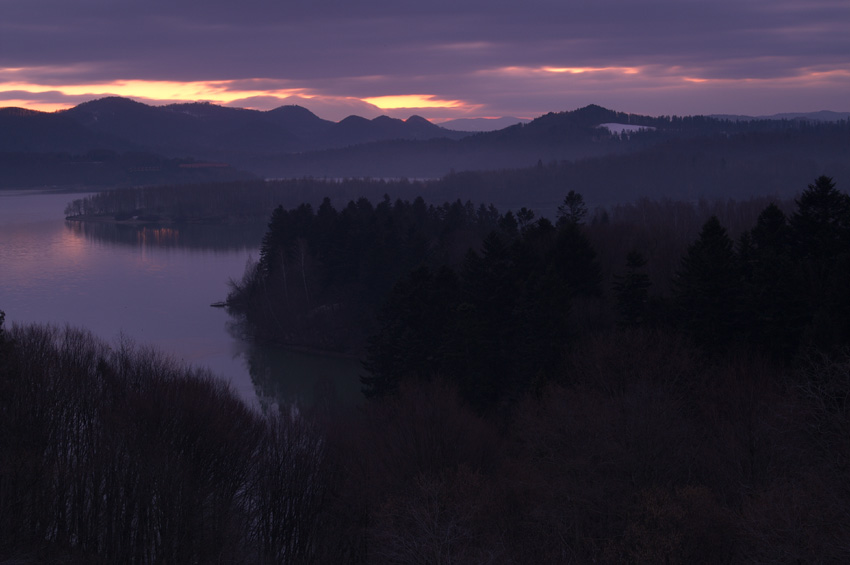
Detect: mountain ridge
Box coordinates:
(3, 97, 849, 188)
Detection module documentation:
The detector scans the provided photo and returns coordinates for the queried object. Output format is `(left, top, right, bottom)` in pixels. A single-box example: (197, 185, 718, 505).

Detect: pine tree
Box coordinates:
(741, 204, 806, 359)
(789, 176, 850, 350)
(557, 190, 588, 227)
(673, 216, 743, 350)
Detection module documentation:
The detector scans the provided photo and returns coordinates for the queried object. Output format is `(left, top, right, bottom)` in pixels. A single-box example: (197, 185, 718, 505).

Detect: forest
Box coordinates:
(226, 177, 850, 363)
(62, 117, 850, 223)
(3, 175, 848, 562)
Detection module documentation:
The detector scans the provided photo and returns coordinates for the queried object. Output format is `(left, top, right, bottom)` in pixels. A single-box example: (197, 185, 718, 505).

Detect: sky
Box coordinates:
(2, 0, 849, 122)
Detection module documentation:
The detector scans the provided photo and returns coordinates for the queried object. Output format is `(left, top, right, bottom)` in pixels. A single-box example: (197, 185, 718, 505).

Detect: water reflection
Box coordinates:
(65, 220, 267, 252)
(4, 190, 362, 409)
(3, 190, 263, 406)
(137, 226, 180, 246)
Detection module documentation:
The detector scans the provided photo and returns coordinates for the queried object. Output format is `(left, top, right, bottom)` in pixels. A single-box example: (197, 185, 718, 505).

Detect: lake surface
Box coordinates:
(0, 189, 362, 407)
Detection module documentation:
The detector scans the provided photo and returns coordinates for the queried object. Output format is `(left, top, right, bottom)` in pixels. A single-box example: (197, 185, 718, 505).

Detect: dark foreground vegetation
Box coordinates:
(4, 175, 850, 563)
(3, 321, 850, 561)
(0, 320, 332, 564)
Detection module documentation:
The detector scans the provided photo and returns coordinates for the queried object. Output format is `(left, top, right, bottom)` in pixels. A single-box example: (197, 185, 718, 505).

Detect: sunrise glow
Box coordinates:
(0, 75, 483, 117)
(541, 66, 641, 75)
(360, 94, 468, 110)
(0, 75, 312, 112)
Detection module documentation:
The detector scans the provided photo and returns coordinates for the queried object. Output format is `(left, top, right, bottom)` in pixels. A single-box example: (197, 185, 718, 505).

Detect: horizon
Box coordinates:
(2, 96, 848, 130)
(2, 1, 849, 122)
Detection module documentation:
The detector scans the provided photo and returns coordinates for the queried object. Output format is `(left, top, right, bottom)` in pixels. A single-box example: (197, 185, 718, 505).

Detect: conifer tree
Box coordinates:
(673, 216, 742, 350)
(789, 176, 850, 349)
(557, 190, 588, 227)
(741, 204, 806, 359)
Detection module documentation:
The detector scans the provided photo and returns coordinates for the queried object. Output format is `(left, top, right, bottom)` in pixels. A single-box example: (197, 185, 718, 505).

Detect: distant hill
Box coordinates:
(245, 103, 836, 178)
(711, 110, 850, 122)
(0, 97, 473, 188)
(0, 150, 254, 190)
(439, 117, 531, 131)
(0, 106, 136, 154)
(2, 98, 849, 193)
(58, 97, 469, 158)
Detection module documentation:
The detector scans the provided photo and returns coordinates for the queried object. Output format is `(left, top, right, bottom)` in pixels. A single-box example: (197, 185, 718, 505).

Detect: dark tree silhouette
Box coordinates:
(740, 204, 807, 359)
(673, 216, 743, 350)
(556, 189, 588, 226)
(613, 250, 651, 328)
(789, 176, 850, 349)
(517, 207, 535, 230)
(361, 266, 459, 397)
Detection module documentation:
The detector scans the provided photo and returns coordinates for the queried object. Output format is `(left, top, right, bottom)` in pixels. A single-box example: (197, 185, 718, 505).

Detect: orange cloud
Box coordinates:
(0, 71, 315, 111)
(484, 65, 644, 78)
(680, 67, 850, 86)
(0, 99, 68, 112)
(541, 66, 641, 75)
(1, 74, 480, 119)
(361, 94, 469, 110)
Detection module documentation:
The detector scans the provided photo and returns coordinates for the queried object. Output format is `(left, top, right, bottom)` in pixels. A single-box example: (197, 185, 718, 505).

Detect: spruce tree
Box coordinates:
(673, 216, 743, 351)
(789, 176, 850, 350)
(557, 190, 588, 227)
(742, 204, 806, 359)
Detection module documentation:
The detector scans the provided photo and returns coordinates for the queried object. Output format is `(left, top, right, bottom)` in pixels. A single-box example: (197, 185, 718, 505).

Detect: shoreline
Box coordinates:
(223, 310, 365, 361)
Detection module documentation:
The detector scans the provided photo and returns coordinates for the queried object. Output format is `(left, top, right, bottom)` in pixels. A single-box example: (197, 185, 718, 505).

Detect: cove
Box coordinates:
(0, 189, 363, 407)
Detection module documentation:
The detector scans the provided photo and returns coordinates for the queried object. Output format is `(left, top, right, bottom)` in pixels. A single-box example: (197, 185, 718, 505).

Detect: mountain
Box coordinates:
(264, 105, 335, 139)
(57, 97, 468, 158)
(3, 99, 849, 191)
(319, 114, 465, 148)
(0, 97, 473, 187)
(63, 97, 210, 156)
(0, 106, 136, 154)
(243, 104, 850, 179)
(439, 117, 530, 131)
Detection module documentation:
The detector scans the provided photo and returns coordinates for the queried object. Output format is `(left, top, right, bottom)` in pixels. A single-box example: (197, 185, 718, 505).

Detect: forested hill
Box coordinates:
(3, 98, 849, 189)
(63, 124, 850, 224)
(244, 108, 850, 178)
(0, 97, 466, 174)
(225, 176, 850, 364)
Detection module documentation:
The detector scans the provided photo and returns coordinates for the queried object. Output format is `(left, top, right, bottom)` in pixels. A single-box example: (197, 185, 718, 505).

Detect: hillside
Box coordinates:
(2, 99, 848, 198)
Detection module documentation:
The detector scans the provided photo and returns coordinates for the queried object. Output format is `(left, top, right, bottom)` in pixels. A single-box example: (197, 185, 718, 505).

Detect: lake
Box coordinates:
(0, 189, 363, 407)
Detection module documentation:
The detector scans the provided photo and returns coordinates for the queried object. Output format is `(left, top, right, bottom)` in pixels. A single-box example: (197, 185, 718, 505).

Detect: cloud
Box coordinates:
(1, 0, 849, 117)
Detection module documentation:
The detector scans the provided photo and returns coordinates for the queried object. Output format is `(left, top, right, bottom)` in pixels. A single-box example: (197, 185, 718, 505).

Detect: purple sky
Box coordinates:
(1, 0, 849, 121)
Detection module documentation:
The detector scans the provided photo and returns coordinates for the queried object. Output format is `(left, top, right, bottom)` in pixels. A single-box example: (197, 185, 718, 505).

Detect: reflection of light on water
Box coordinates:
(4, 220, 91, 287)
(59, 221, 89, 259)
(135, 227, 181, 270)
(137, 227, 181, 247)
(65, 220, 84, 239)
(5, 191, 267, 407)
